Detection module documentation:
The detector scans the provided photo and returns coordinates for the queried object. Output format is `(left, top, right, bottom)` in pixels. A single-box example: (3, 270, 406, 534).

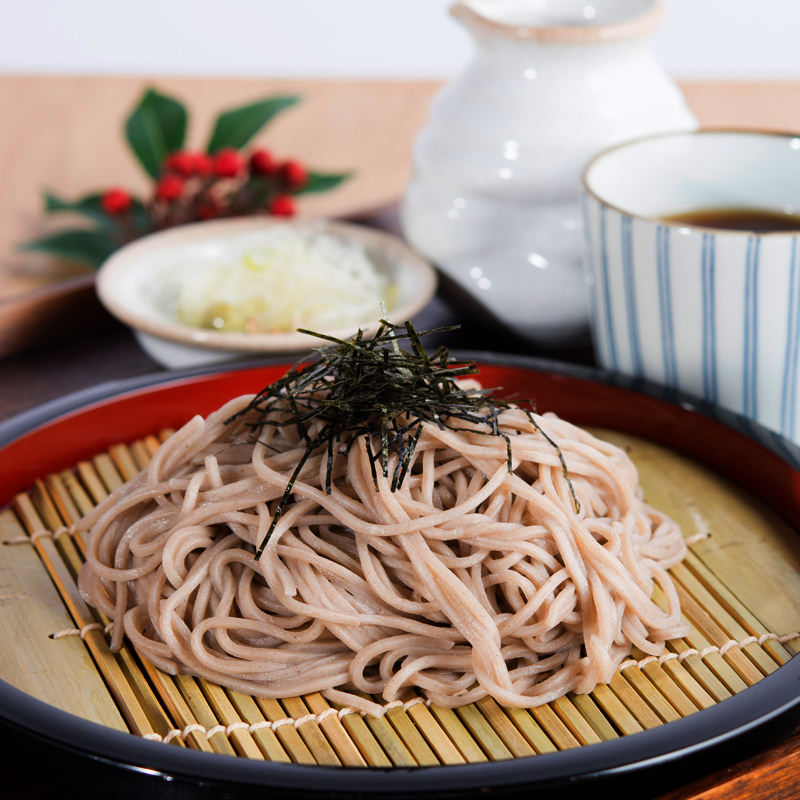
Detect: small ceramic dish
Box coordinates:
(95, 217, 438, 369)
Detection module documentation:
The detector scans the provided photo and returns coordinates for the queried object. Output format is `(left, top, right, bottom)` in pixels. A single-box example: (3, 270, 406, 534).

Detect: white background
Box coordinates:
(1, 0, 799, 79)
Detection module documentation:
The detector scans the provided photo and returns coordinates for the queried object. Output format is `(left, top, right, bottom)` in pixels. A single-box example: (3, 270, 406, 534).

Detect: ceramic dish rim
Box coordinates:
(94, 216, 438, 354)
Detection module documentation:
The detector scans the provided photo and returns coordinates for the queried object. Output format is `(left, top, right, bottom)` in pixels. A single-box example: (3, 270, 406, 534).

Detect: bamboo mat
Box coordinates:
(1, 428, 799, 767)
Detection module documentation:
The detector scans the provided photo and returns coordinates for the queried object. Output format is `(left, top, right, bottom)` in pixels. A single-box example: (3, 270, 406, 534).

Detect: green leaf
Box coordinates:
(17, 229, 118, 268)
(129, 198, 154, 235)
(295, 170, 353, 195)
(44, 191, 154, 237)
(44, 191, 111, 227)
(124, 88, 188, 179)
(206, 95, 300, 154)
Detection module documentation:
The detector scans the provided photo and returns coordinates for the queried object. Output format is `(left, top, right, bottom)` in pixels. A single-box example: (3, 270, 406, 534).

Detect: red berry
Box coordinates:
(101, 187, 132, 215)
(155, 174, 184, 202)
(278, 159, 307, 190)
(249, 148, 276, 176)
(163, 150, 214, 178)
(190, 152, 214, 177)
(213, 148, 243, 178)
(163, 150, 195, 177)
(268, 194, 296, 217)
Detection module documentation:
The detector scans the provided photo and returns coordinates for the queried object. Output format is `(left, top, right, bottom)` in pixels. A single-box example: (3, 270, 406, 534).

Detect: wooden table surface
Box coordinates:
(1, 75, 800, 799)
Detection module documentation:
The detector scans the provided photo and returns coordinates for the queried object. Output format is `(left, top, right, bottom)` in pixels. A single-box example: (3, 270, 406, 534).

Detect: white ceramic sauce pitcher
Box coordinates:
(401, 0, 697, 347)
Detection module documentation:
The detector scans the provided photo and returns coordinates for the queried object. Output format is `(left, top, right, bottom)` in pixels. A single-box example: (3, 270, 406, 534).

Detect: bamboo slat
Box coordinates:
(658, 657, 716, 711)
(606, 674, 664, 731)
(32, 503, 179, 741)
(0, 429, 798, 772)
(0, 509, 126, 730)
(139, 662, 215, 752)
(280, 696, 342, 766)
(455, 703, 513, 760)
(302, 693, 368, 766)
(383, 703, 440, 766)
(256, 698, 318, 764)
(10, 496, 159, 736)
(571, 694, 619, 739)
(528, 704, 581, 750)
(398, 699, 466, 764)
(589, 684, 643, 737)
(640, 662, 701, 718)
(551, 697, 604, 744)
(227, 691, 293, 762)
(667, 640, 735, 703)
(504, 706, 558, 754)
(428, 705, 488, 763)
(360, 706, 417, 766)
(617, 666, 682, 724)
(474, 697, 537, 758)
(173, 674, 236, 755)
(338, 710, 393, 767)
(197, 678, 264, 759)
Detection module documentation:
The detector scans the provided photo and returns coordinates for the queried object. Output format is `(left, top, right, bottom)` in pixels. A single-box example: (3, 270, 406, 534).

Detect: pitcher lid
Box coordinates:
(450, 0, 663, 43)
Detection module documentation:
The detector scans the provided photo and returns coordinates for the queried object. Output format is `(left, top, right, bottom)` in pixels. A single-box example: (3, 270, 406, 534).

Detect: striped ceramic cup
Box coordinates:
(581, 130, 800, 442)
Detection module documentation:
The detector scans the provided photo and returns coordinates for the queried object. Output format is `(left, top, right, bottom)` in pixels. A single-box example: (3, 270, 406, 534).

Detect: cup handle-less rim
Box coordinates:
(581, 127, 800, 236)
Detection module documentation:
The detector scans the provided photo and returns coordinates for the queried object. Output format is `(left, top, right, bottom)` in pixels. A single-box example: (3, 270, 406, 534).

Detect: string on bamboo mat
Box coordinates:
(142, 699, 431, 745)
(48, 622, 113, 640)
(46, 622, 800, 733)
(4, 525, 74, 545)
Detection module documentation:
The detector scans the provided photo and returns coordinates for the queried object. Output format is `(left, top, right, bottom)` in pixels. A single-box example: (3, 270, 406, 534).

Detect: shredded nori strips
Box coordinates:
(227, 320, 578, 558)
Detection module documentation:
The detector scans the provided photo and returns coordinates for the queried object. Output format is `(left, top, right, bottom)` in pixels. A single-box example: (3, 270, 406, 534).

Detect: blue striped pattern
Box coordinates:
(780, 237, 800, 438)
(743, 237, 761, 419)
(656, 225, 677, 387)
(701, 233, 718, 404)
(580, 192, 603, 355)
(599, 204, 618, 370)
(621, 215, 643, 376)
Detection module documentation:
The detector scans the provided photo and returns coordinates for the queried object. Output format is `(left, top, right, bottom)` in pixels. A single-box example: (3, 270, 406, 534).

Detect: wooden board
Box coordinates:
(0, 427, 797, 768)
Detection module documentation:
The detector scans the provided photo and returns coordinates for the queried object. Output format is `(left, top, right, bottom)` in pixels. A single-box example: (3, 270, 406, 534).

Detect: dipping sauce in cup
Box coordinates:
(581, 129, 800, 442)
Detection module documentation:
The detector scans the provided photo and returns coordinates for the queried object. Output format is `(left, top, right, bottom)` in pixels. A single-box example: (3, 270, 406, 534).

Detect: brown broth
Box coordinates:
(661, 207, 800, 233)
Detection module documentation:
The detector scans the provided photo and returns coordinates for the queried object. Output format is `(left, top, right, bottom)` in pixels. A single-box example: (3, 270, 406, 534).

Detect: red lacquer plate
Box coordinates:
(1, 352, 799, 800)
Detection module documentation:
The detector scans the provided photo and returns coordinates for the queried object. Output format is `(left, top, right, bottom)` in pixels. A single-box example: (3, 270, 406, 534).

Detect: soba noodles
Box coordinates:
(77, 328, 687, 715)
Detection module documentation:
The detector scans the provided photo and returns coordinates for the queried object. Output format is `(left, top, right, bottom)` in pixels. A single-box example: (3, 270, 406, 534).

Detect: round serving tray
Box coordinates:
(1, 353, 799, 800)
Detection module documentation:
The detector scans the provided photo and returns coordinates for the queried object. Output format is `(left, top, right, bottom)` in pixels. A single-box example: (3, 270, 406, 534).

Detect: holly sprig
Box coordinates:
(18, 87, 352, 268)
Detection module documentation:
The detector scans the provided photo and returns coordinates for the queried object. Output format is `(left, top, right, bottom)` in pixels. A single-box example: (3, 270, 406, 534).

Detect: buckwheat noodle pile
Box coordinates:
(78, 323, 688, 715)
